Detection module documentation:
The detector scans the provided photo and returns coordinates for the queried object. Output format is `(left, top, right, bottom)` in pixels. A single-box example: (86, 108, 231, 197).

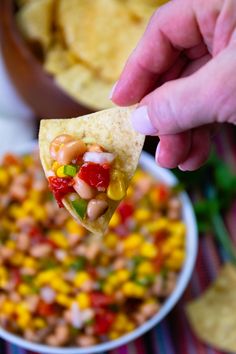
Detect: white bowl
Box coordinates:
(0, 141, 198, 354)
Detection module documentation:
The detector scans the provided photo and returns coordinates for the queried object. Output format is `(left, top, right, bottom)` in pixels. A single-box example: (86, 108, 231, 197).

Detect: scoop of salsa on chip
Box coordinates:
(39, 107, 144, 234)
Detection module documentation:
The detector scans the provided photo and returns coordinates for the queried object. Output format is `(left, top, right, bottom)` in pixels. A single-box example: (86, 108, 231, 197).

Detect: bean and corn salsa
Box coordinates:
(0, 151, 186, 347)
(48, 134, 126, 221)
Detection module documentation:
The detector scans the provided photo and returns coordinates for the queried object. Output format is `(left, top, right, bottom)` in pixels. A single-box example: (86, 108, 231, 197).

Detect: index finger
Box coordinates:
(112, 0, 202, 106)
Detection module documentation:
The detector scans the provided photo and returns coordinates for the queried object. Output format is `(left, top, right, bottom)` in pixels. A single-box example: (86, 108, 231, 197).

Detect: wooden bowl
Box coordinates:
(0, 0, 94, 118)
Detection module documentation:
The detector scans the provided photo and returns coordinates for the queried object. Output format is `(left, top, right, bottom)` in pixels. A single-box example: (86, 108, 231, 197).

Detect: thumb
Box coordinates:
(131, 62, 218, 135)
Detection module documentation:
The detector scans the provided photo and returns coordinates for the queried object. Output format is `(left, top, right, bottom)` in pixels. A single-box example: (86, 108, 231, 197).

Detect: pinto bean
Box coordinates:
(76, 334, 97, 347)
(141, 302, 159, 319)
(57, 140, 87, 165)
(50, 134, 74, 160)
(73, 176, 96, 200)
(87, 199, 108, 221)
(30, 244, 52, 258)
(87, 144, 104, 152)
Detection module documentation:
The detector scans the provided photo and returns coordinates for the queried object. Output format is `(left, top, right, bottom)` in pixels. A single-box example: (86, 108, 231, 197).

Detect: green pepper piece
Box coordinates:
(71, 199, 88, 219)
(63, 165, 77, 177)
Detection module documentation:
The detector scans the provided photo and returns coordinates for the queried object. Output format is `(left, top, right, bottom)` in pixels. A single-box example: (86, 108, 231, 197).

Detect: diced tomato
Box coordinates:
(78, 163, 110, 190)
(153, 250, 165, 272)
(153, 184, 170, 204)
(87, 266, 98, 279)
(118, 201, 134, 222)
(90, 292, 113, 308)
(154, 230, 168, 245)
(11, 269, 21, 287)
(94, 310, 116, 335)
(2, 153, 19, 166)
(48, 176, 74, 208)
(37, 300, 55, 316)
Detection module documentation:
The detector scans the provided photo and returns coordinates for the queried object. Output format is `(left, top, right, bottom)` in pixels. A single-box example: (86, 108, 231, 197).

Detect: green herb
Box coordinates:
(71, 199, 88, 219)
(173, 149, 236, 264)
(70, 256, 86, 271)
(135, 275, 155, 286)
(40, 258, 58, 270)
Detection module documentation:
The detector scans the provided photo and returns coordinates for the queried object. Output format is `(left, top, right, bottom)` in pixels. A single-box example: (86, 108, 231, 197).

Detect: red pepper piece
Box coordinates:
(94, 310, 116, 335)
(11, 269, 21, 287)
(90, 292, 113, 308)
(78, 163, 110, 190)
(48, 176, 74, 208)
(37, 300, 55, 316)
(117, 201, 134, 222)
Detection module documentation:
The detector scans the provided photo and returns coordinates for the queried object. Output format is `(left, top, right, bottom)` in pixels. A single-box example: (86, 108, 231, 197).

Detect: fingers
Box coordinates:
(156, 132, 192, 169)
(156, 127, 211, 171)
(178, 127, 211, 171)
(112, 0, 202, 106)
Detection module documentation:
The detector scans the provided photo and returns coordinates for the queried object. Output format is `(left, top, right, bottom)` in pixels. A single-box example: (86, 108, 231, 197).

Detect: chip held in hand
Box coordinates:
(39, 107, 144, 235)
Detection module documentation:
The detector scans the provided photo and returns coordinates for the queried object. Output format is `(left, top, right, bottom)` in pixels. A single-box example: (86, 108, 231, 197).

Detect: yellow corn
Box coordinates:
(126, 185, 134, 198)
(168, 222, 186, 237)
(123, 233, 144, 250)
(76, 293, 91, 309)
(137, 261, 155, 275)
(109, 331, 120, 340)
(51, 278, 70, 294)
(104, 233, 118, 248)
(56, 294, 72, 307)
(166, 249, 185, 270)
(34, 318, 46, 329)
(9, 205, 27, 219)
(0, 168, 9, 187)
(107, 170, 126, 201)
(17, 312, 31, 328)
(49, 231, 69, 249)
(10, 252, 24, 266)
(122, 282, 145, 298)
(103, 283, 114, 295)
(22, 200, 35, 213)
(146, 218, 168, 233)
(134, 209, 151, 222)
(126, 322, 135, 332)
(99, 254, 110, 266)
(66, 219, 85, 236)
(140, 243, 157, 259)
(1, 301, 15, 315)
(56, 166, 67, 178)
(113, 314, 128, 331)
(23, 257, 38, 270)
(18, 284, 32, 296)
(5, 240, 16, 249)
(33, 207, 46, 222)
(36, 270, 58, 285)
(74, 272, 90, 287)
(109, 212, 121, 228)
(116, 269, 130, 283)
(52, 161, 60, 172)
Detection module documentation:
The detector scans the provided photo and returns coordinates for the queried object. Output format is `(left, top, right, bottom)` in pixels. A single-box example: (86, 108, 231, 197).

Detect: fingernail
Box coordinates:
(178, 164, 188, 171)
(131, 106, 156, 135)
(155, 143, 161, 163)
(109, 81, 118, 100)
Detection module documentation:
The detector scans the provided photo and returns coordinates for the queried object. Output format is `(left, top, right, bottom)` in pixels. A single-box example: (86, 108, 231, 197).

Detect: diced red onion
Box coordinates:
(83, 152, 115, 164)
(40, 286, 56, 304)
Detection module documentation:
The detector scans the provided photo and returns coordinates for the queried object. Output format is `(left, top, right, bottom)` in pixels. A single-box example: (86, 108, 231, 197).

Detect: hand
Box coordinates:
(111, 0, 236, 170)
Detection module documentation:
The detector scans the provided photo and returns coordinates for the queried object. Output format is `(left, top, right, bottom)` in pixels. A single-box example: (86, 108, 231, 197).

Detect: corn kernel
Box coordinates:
(17, 312, 31, 328)
(5, 240, 16, 249)
(56, 166, 67, 178)
(76, 293, 91, 309)
(52, 161, 60, 172)
(116, 269, 130, 282)
(74, 272, 90, 287)
(134, 209, 151, 222)
(109, 212, 121, 228)
(66, 219, 85, 236)
(107, 274, 118, 287)
(34, 318, 46, 329)
(23, 257, 38, 269)
(99, 254, 110, 266)
(33, 207, 46, 221)
(168, 222, 186, 237)
(140, 243, 157, 259)
(103, 283, 114, 295)
(2, 301, 15, 315)
(18, 284, 32, 296)
(22, 200, 35, 213)
(9, 205, 27, 219)
(109, 331, 120, 340)
(137, 261, 155, 275)
(107, 170, 126, 201)
(146, 218, 168, 233)
(49, 231, 69, 249)
(36, 270, 59, 285)
(126, 186, 134, 198)
(56, 294, 72, 307)
(123, 234, 144, 250)
(104, 233, 118, 249)
(122, 282, 145, 298)
(51, 278, 70, 294)
(126, 322, 135, 332)
(166, 249, 185, 270)
(11, 252, 24, 266)
(0, 168, 9, 187)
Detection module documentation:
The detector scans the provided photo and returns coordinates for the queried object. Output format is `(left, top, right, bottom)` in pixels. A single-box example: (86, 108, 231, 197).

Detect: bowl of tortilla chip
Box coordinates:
(0, 0, 168, 118)
(0, 138, 198, 353)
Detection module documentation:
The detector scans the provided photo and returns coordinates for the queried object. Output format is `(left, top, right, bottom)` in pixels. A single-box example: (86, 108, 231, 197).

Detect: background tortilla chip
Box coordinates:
(16, 0, 55, 51)
(39, 107, 144, 234)
(57, 0, 146, 82)
(55, 64, 114, 110)
(186, 263, 236, 352)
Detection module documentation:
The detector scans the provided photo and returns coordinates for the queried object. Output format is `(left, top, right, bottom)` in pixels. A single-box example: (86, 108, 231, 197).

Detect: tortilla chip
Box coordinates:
(186, 263, 236, 352)
(57, 0, 146, 83)
(39, 107, 144, 234)
(55, 64, 114, 110)
(127, 0, 169, 20)
(44, 42, 77, 76)
(16, 0, 55, 51)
